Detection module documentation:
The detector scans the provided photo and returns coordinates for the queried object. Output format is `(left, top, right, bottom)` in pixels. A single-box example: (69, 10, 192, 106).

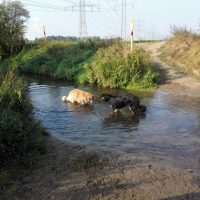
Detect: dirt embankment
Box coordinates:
(2, 136, 200, 200)
(138, 41, 200, 97)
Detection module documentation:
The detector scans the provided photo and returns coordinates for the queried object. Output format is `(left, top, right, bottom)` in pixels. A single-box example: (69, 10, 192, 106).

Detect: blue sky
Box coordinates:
(2, 0, 200, 40)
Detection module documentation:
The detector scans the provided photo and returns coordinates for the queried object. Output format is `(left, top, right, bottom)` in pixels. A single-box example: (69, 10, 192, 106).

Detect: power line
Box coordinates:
(21, 0, 65, 10)
(104, 0, 122, 37)
(91, 14, 119, 36)
(96, 12, 120, 34)
(105, 0, 121, 20)
(21, 0, 131, 38)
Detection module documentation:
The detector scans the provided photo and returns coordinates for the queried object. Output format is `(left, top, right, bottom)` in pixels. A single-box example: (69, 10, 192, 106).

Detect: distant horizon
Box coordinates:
(28, 34, 165, 41)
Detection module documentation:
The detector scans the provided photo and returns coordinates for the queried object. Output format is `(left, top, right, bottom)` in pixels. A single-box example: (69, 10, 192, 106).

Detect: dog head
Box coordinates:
(137, 104, 146, 113)
(100, 93, 115, 102)
(62, 96, 68, 102)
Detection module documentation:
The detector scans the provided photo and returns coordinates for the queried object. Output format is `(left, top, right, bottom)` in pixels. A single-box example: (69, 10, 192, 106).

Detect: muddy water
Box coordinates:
(27, 78, 200, 172)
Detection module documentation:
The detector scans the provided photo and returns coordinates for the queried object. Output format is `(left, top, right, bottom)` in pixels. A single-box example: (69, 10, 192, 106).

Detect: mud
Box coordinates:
(1, 137, 200, 200)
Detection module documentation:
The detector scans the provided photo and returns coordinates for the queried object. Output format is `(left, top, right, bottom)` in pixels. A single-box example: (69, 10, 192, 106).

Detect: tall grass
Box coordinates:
(160, 25, 200, 77)
(79, 43, 158, 89)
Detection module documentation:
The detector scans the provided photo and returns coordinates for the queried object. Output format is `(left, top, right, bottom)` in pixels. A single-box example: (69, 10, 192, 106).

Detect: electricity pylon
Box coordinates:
(79, 0, 88, 40)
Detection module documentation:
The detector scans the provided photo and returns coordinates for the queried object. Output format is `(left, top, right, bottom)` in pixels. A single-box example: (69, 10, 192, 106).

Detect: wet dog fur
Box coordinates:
(100, 93, 146, 114)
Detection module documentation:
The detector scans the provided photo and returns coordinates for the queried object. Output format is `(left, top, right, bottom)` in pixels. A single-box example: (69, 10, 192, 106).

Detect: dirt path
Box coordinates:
(138, 42, 200, 97)
(2, 136, 200, 200)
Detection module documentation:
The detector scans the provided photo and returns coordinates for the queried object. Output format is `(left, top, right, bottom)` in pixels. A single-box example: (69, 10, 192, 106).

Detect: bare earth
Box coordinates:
(2, 137, 200, 200)
(2, 42, 200, 200)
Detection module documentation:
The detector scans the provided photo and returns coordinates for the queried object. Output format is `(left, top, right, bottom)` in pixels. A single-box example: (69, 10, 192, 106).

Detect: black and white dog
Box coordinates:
(100, 93, 146, 114)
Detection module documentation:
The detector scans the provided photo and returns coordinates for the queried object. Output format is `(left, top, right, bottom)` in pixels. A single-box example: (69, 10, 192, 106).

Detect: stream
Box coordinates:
(27, 77, 200, 172)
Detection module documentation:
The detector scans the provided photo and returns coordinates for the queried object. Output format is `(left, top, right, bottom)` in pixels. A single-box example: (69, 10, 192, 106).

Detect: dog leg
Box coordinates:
(80, 100, 86, 105)
(129, 106, 134, 115)
(129, 105, 138, 115)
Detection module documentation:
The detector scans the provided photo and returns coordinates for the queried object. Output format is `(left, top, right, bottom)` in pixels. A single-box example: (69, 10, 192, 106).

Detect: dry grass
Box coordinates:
(160, 27, 200, 78)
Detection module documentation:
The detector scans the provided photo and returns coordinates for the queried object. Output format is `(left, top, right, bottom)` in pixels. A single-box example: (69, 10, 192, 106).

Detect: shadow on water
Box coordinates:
(103, 112, 146, 129)
(67, 102, 94, 114)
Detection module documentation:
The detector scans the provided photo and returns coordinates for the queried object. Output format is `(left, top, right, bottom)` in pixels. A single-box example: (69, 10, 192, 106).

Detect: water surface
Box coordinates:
(27, 78, 200, 171)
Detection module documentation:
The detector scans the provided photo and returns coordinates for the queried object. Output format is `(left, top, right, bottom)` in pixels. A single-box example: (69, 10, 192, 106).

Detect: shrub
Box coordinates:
(82, 43, 158, 89)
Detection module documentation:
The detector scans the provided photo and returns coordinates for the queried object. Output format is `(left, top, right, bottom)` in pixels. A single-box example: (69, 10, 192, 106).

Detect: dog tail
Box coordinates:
(138, 104, 146, 112)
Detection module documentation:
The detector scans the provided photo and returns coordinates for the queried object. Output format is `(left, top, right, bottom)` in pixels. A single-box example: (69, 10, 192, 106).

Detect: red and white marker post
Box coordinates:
(130, 18, 134, 52)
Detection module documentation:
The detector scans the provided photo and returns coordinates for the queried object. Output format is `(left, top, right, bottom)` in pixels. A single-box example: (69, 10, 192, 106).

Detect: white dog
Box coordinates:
(62, 89, 94, 105)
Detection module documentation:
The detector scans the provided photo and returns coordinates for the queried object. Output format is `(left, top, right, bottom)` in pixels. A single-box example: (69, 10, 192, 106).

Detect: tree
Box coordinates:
(0, 1, 29, 59)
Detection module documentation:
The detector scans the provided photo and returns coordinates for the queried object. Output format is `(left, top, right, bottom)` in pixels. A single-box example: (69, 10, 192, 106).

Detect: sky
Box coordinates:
(1, 0, 200, 40)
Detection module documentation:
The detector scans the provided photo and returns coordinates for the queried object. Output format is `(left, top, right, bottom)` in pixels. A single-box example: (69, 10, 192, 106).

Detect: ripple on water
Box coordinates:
(28, 81, 200, 171)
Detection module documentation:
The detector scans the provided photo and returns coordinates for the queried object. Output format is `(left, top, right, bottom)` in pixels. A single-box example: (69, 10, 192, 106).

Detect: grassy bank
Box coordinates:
(10, 40, 158, 89)
(0, 67, 47, 191)
(160, 26, 200, 78)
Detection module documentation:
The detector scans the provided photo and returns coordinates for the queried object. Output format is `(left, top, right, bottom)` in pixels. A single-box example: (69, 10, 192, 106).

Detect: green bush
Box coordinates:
(82, 43, 158, 89)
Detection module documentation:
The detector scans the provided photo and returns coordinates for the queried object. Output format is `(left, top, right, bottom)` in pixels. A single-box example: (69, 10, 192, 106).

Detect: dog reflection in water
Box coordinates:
(103, 111, 146, 128)
(67, 102, 94, 114)
(100, 93, 146, 115)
